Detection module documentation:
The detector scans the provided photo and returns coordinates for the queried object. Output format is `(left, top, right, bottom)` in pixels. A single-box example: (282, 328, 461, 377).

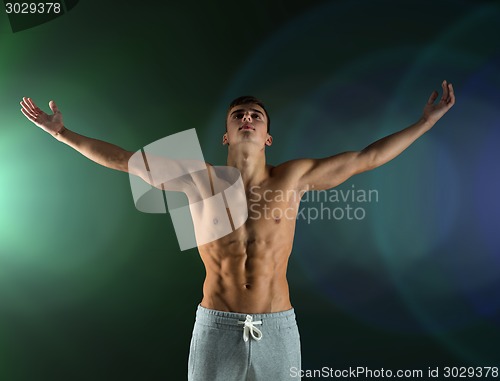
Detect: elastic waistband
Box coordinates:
(195, 304, 297, 330)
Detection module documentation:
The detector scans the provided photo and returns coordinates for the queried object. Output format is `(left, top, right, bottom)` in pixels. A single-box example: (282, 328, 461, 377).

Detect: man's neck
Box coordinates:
(226, 144, 268, 187)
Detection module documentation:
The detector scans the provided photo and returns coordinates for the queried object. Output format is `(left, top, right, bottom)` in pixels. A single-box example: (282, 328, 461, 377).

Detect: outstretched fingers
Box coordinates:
(22, 97, 36, 112)
(24, 97, 42, 113)
(20, 97, 37, 119)
(28, 97, 42, 113)
(440, 80, 455, 107)
(427, 81, 455, 108)
(427, 90, 438, 105)
(20, 97, 49, 123)
(21, 107, 37, 122)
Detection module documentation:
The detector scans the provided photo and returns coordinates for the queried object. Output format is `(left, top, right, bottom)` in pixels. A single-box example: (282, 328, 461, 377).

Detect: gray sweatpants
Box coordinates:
(188, 305, 301, 381)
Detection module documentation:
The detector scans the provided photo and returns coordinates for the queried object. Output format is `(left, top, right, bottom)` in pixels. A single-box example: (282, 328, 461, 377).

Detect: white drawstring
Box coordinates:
(238, 315, 263, 342)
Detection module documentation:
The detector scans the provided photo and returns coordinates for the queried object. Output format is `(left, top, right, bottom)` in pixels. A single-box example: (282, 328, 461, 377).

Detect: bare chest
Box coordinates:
(189, 178, 302, 249)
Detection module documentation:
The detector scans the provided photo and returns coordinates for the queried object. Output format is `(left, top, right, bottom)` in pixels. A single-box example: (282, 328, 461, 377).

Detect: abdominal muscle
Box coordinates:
(197, 223, 295, 314)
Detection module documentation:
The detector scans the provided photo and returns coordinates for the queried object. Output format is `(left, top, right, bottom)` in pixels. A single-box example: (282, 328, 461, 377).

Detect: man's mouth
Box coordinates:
(239, 125, 255, 131)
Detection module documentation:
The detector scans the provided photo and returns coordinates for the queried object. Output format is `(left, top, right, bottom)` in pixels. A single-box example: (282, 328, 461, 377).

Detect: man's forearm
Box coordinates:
(55, 127, 132, 172)
(361, 117, 435, 169)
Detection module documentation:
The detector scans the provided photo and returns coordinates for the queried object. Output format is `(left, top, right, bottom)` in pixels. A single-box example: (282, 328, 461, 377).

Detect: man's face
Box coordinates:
(223, 103, 272, 148)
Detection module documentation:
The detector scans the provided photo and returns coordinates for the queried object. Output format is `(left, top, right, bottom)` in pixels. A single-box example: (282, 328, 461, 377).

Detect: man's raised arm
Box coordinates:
(21, 97, 133, 173)
(20, 97, 205, 193)
(294, 80, 455, 191)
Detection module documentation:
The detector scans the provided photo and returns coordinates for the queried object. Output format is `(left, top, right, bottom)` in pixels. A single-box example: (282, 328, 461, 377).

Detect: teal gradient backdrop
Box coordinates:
(1, 0, 499, 379)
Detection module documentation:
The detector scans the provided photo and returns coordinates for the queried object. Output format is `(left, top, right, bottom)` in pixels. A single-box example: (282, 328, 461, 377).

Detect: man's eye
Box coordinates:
(253, 114, 261, 119)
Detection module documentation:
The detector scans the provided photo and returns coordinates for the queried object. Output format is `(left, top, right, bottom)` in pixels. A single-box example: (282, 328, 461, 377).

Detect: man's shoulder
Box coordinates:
(268, 158, 314, 181)
(270, 158, 314, 172)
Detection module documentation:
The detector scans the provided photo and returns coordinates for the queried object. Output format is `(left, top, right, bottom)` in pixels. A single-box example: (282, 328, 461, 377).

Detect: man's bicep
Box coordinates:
(297, 151, 367, 191)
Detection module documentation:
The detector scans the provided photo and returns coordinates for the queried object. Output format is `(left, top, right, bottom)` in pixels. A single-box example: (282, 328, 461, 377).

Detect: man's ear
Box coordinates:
(222, 133, 229, 145)
(265, 134, 273, 146)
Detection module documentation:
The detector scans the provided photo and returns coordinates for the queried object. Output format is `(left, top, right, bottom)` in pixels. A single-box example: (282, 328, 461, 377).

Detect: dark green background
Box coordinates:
(1, 0, 500, 380)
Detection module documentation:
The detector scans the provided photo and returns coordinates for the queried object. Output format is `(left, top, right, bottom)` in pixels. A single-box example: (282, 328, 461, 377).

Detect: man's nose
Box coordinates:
(243, 113, 252, 122)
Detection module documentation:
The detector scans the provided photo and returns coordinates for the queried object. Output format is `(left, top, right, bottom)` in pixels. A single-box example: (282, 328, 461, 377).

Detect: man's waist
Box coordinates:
(195, 304, 297, 330)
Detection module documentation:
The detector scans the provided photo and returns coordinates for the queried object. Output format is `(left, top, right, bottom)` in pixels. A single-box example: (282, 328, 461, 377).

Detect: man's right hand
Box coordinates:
(20, 97, 65, 136)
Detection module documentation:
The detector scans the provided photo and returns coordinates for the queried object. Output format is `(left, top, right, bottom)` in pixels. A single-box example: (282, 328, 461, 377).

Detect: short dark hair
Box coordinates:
(226, 96, 270, 132)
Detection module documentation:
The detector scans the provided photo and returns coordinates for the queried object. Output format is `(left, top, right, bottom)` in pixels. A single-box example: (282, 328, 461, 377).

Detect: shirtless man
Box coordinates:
(20, 81, 455, 381)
